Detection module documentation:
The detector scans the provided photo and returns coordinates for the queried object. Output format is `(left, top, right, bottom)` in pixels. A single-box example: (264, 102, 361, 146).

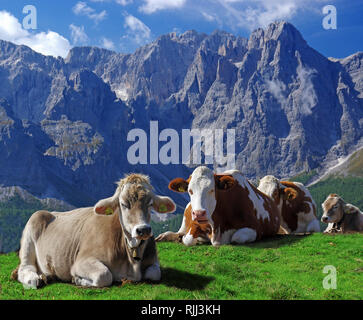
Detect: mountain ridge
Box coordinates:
(0, 21, 362, 208)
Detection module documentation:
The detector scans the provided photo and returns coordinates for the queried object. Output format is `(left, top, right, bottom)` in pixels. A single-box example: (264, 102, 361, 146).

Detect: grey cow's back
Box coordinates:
(25, 207, 93, 281)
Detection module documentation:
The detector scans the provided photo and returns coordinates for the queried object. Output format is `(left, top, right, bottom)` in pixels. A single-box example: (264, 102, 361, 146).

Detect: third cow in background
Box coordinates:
(258, 176, 320, 234)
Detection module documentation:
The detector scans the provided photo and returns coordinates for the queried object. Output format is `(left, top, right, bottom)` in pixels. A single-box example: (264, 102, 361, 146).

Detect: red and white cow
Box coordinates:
(257, 176, 320, 234)
(156, 166, 280, 246)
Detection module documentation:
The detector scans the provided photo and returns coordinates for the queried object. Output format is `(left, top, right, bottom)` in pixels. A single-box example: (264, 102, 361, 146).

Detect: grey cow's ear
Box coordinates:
(153, 195, 176, 214)
(94, 194, 119, 216)
(344, 204, 358, 215)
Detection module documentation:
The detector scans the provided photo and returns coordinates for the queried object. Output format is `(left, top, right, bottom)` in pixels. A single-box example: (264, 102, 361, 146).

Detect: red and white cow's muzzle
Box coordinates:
(192, 209, 209, 224)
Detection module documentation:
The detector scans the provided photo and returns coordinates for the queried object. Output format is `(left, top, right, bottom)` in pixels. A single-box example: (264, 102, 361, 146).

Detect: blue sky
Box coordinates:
(0, 0, 362, 59)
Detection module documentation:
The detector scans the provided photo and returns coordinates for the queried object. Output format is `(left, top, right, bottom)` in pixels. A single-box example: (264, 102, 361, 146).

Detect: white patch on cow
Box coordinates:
(178, 205, 190, 234)
(74, 276, 94, 287)
(183, 231, 197, 247)
(296, 201, 320, 233)
(188, 167, 216, 228)
(277, 198, 283, 211)
(229, 171, 270, 222)
(231, 228, 257, 244)
(257, 175, 280, 199)
(219, 229, 236, 245)
(323, 223, 336, 233)
(144, 262, 161, 281)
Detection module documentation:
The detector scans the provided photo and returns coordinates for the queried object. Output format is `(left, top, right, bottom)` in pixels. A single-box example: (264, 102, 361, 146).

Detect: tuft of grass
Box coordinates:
(0, 233, 362, 300)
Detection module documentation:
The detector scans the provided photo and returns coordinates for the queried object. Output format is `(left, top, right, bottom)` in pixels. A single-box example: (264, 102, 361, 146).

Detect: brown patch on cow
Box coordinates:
(215, 175, 236, 190)
(189, 222, 212, 240)
(212, 180, 280, 240)
(168, 176, 192, 193)
(279, 181, 316, 232)
(182, 204, 212, 242)
(283, 188, 298, 201)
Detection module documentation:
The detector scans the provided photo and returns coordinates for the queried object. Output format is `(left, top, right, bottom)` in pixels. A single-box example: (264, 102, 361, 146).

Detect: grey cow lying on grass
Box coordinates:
(13, 174, 176, 289)
(321, 194, 363, 233)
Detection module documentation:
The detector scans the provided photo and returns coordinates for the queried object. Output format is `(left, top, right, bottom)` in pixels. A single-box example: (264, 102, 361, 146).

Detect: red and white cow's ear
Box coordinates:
(283, 188, 298, 201)
(153, 195, 176, 214)
(94, 196, 119, 216)
(168, 178, 189, 193)
(215, 175, 236, 190)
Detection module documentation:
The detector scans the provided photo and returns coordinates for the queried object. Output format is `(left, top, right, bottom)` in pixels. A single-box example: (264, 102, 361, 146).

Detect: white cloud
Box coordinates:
(197, 0, 330, 31)
(115, 0, 134, 5)
(90, 0, 133, 4)
(214, 0, 298, 30)
(73, 1, 107, 24)
(140, 0, 186, 14)
(123, 13, 152, 46)
(101, 37, 115, 50)
(296, 64, 317, 116)
(0, 10, 71, 58)
(69, 24, 89, 45)
(266, 78, 287, 106)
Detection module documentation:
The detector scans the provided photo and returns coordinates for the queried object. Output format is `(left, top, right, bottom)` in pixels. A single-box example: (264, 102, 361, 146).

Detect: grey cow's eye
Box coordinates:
(121, 203, 130, 210)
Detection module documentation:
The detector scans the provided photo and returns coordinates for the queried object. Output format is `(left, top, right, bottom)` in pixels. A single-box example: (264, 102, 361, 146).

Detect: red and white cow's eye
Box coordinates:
(189, 189, 193, 195)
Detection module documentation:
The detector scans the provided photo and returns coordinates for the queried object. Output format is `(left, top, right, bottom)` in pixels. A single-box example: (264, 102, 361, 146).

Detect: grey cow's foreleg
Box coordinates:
(71, 258, 113, 288)
(144, 262, 161, 281)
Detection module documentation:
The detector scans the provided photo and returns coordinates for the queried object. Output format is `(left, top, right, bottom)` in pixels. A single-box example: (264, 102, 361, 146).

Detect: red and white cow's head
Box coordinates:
(258, 175, 298, 205)
(168, 166, 236, 227)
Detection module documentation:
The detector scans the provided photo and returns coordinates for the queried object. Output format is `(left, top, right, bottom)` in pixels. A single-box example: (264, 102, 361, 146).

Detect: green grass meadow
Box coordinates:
(0, 233, 362, 300)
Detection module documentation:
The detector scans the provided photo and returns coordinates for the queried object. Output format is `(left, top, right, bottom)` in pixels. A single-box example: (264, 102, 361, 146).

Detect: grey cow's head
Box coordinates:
(94, 174, 176, 248)
(321, 194, 347, 224)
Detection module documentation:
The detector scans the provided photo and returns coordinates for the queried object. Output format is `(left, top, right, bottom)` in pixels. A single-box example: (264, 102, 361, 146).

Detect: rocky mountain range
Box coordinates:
(0, 21, 362, 209)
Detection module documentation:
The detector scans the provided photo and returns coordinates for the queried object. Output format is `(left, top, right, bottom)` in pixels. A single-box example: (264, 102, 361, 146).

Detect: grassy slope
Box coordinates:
(0, 195, 72, 253)
(309, 177, 363, 218)
(1, 233, 362, 300)
(286, 148, 363, 220)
